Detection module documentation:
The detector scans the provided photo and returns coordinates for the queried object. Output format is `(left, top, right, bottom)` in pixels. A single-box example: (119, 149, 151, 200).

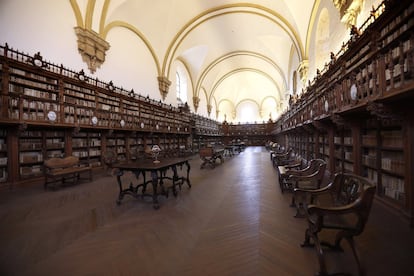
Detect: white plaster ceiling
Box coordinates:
(95, 0, 316, 121)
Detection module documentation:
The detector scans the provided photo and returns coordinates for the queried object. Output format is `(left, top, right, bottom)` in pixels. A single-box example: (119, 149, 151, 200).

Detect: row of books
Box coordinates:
(382, 174, 405, 201)
(10, 67, 58, 84)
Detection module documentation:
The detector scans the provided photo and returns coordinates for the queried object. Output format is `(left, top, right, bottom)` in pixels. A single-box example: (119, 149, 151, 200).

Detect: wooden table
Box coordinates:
(112, 157, 191, 209)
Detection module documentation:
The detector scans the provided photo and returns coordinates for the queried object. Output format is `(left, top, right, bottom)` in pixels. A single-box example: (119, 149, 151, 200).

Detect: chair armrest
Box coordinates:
(307, 198, 362, 216)
(294, 182, 332, 195)
(289, 170, 318, 181)
(284, 162, 301, 169)
(286, 170, 305, 176)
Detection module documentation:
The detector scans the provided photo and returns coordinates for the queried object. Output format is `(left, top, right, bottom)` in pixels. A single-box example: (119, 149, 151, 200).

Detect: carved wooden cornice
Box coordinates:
(312, 121, 328, 132)
(331, 113, 346, 127)
(73, 125, 81, 135)
(18, 122, 27, 134)
(302, 123, 315, 133)
(366, 102, 402, 122)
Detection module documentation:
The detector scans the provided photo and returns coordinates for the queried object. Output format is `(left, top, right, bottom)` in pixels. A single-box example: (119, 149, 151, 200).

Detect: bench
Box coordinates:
(199, 147, 224, 169)
(297, 173, 376, 276)
(44, 156, 92, 189)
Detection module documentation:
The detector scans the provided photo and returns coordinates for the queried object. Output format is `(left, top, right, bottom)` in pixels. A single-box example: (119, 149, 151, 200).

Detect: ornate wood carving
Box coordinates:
(302, 123, 315, 133)
(18, 122, 27, 135)
(366, 102, 402, 122)
(73, 125, 81, 135)
(331, 114, 346, 127)
(312, 121, 328, 132)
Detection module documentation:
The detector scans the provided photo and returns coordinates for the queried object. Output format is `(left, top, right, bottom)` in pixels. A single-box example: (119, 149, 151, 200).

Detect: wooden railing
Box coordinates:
(277, 0, 414, 132)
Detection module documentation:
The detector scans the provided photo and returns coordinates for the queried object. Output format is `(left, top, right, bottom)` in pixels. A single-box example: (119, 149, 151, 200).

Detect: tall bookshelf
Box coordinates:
(0, 129, 8, 186)
(361, 119, 379, 185)
(0, 44, 199, 188)
(18, 129, 44, 179)
(379, 121, 405, 205)
(44, 130, 65, 158)
(271, 0, 414, 226)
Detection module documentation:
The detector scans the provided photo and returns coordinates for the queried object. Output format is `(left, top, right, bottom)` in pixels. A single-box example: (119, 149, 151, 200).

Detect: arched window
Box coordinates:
(237, 100, 260, 123)
(176, 72, 181, 103)
(293, 70, 297, 94)
(176, 69, 187, 104)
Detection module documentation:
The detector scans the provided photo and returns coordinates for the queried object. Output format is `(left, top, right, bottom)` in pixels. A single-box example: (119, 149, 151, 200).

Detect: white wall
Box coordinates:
(0, 0, 162, 102)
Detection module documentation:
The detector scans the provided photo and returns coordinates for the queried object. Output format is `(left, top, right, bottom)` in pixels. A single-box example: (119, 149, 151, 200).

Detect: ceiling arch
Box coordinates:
(68, 0, 323, 122)
(164, 3, 306, 78)
(209, 68, 282, 106)
(194, 50, 288, 99)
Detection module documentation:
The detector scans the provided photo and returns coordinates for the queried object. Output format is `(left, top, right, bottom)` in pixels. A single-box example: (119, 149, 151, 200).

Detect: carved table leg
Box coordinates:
(151, 171, 160, 209)
(185, 161, 191, 188)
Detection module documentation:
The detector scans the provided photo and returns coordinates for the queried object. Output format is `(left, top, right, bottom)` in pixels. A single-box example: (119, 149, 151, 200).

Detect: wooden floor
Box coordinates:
(0, 146, 413, 276)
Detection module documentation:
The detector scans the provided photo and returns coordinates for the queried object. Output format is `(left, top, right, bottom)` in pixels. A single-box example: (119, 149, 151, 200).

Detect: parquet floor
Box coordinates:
(0, 147, 413, 276)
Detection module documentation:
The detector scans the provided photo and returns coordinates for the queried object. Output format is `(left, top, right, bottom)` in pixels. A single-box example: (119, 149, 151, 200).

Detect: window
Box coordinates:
(176, 70, 187, 104)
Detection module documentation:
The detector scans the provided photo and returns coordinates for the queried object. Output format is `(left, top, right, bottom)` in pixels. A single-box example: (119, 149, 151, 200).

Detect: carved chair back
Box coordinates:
(301, 173, 377, 275)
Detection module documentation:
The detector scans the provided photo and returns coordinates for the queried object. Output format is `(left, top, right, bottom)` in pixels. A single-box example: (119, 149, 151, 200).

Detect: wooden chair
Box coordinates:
(289, 159, 327, 206)
(102, 150, 117, 175)
(280, 158, 326, 194)
(298, 173, 376, 276)
(271, 147, 294, 168)
(277, 155, 307, 193)
(199, 147, 216, 169)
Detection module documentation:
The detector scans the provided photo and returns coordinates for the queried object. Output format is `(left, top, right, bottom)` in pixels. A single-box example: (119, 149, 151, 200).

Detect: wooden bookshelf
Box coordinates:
(0, 43, 201, 188)
(0, 128, 8, 187)
(271, 0, 414, 226)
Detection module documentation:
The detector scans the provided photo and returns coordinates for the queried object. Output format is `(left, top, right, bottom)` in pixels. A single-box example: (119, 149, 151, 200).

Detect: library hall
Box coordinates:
(0, 0, 414, 275)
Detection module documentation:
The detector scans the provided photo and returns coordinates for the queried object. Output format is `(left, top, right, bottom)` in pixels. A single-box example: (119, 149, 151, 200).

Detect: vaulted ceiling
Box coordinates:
(70, 0, 320, 122)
